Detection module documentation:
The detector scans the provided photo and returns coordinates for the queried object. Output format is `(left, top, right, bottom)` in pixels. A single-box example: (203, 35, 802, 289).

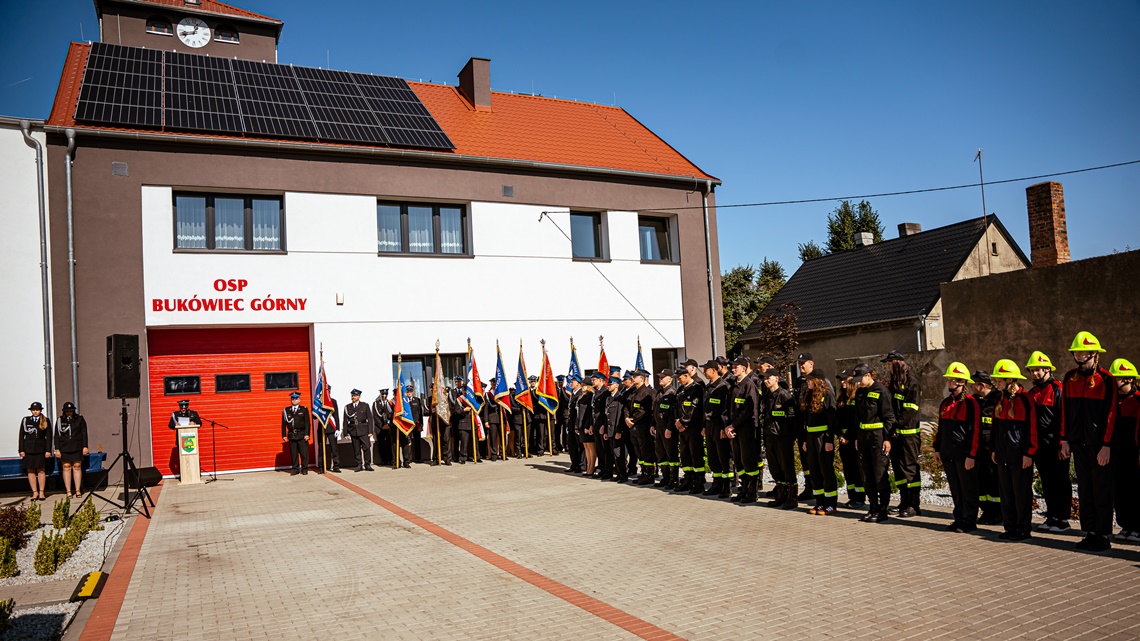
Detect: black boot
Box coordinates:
(741, 477, 758, 504)
(718, 478, 732, 499)
(674, 472, 691, 493)
(689, 473, 706, 495)
(767, 483, 785, 508)
(911, 487, 923, 515)
(655, 466, 669, 487)
(702, 477, 719, 496)
(731, 477, 744, 502)
(782, 484, 799, 510)
(664, 468, 678, 490)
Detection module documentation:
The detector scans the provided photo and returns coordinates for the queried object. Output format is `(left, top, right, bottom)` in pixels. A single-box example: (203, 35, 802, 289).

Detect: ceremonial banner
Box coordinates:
(514, 345, 534, 413)
(566, 339, 581, 394)
(393, 359, 416, 435)
(493, 343, 512, 411)
(313, 360, 334, 430)
(536, 343, 558, 414)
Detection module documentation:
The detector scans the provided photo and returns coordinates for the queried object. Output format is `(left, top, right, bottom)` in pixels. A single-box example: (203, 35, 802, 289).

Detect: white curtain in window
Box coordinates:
(439, 207, 463, 254)
(408, 206, 433, 253)
(377, 204, 401, 252)
(639, 226, 660, 260)
(175, 195, 207, 248)
(214, 198, 245, 249)
(252, 199, 281, 250)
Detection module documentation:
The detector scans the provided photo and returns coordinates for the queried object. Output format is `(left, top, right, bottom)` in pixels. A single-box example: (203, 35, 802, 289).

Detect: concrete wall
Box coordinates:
(836, 350, 955, 421)
(942, 250, 1140, 375)
(743, 320, 920, 381)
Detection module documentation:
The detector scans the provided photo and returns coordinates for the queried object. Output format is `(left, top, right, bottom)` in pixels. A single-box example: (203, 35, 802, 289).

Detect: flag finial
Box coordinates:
(398, 353, 402, 363)
(599, 335, 604, 347)
(435, 339, 440, 353)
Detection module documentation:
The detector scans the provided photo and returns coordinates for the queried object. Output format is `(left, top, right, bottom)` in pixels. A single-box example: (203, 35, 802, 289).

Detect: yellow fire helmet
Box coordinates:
(1025, 351, 1054, 370)
(943, 362, 973, 382)
(1069, 331, 1106, 353)
(1109, 358, 1137, 379)
(991, 359, 1026, 380)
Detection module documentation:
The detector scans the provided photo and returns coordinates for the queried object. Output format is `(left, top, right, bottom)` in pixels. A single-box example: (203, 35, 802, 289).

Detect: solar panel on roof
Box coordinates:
(230, 59, 319, 139)
(349, 72, 454, 150)
(292, 66, 388, 145)
(164, 52, 243, 133)
(74, 43, 163, 127)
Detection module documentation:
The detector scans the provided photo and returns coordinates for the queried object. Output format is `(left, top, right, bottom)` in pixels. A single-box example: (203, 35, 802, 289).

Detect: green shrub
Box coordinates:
(61, 525, 84, 559)
(52, 497, 71, 530)
(0, 598, 12, 633)
(34, 530, 62, 575)
(74, 499, 103, 532)
(0, 506, 30, 551)
(0, 539, 16, 579)
(24, 501, 41, 533)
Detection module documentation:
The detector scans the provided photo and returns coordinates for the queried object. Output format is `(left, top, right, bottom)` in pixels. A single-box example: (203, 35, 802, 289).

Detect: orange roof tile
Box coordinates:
(107, 0, 281, 24)
(46, 42, 714, 182)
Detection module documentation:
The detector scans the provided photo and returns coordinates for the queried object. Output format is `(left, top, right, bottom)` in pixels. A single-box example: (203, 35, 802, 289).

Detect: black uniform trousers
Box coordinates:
(838, 439, 865, 502)
(858, 428, 891, 512)
(456, 430, 473, 462)
(997, 460, 1034, 534)
(975, 444, 1001, 515)
(730, 426, 760, 481)
(596, 432, 614, 478)
(612, 430, 630, 479)
(943, 457, 978, 528)
(393, 429, 412, 467)
(706, 430, 732, 483)
(634, 425, 655, 469)
(320, 430, 340, 471)
(350, 434, 372, 468)
(678, 427, 703, 477)
(533, 414, 551, 455)
(486, 421, 503, 461)
(1115, 437, 1140, 532)
(890, 433, 922, 504)
(375, 429, 393, 466)
(1070, 440, 1115, 537)
(565, 426, 582, 470)
(288, 439, 308, 471)
(798, 439, 813, 491)
(805, 432, 838, 507)
(1035, 446, 1072, 521)
(654, 425, 679, 470)
(436, 417, 452, 464)
(765, 432, 796, 486)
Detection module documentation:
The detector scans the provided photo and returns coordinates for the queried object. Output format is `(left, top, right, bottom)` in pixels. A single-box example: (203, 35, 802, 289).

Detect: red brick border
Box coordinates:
(327, 475, 684, 641)
(78, 484, 162, 641)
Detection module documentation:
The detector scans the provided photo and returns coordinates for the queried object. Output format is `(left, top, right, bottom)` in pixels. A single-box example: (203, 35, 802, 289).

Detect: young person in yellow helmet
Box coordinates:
(970, 369, 1003, 525)
(934, 363, 982, 532)
(1109, 358, 1139, 542)
(1060, 331, 1118, 552)
(990, 359, 1038, 541)
(1025, 351, 1072, 533)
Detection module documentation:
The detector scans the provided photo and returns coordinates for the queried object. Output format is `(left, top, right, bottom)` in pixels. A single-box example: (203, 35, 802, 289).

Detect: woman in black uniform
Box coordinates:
(19, 401, 53, 500)
(55, 402, 89, 498)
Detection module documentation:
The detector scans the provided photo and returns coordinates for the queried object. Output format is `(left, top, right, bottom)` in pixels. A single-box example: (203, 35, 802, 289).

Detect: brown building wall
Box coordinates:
(99, 4, 279, 62)
(942, 250, 1140, 376)
(46, 135, 722, 473)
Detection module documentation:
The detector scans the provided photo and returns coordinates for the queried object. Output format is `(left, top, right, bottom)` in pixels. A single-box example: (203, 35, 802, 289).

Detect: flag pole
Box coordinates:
(319, 342, 327, 474)
(523, 411, 529, 459)
(499, 408, 507, 461)
(542, 339, 554, 456)
(468, 338, 479, 464)
(435, 341, 443, 466)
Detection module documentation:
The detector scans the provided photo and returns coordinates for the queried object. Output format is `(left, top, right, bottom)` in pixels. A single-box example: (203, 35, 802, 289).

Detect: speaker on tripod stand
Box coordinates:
(93, 334, 154, 518)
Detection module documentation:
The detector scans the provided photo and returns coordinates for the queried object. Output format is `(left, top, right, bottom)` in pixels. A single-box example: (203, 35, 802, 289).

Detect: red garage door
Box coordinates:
(148, 327, 312, 476)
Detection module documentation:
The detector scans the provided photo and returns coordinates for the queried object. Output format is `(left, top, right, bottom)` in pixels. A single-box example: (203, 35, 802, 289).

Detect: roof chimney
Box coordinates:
(1026, 181, 1070, 268)
(854, 232, 874, 247)
(897, 222, 922, 237)
(458, 57, 492, 111)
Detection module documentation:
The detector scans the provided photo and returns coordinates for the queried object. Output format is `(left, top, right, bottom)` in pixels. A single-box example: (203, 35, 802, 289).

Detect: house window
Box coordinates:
(265, 372, 299, 391)
(174, 193, 285, 252)
(638, 216, 672, 262)
(215, 374, 251, 393)
(214, 25, 239, 43)
(164, 375, 201, 395)
(376, 202, 469, 256)
(146, 16, 173, 36)
(570, 212, 603, 259)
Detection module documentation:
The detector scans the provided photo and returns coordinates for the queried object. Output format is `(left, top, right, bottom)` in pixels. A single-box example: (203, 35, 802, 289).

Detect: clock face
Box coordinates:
(177, 17, 212, 48)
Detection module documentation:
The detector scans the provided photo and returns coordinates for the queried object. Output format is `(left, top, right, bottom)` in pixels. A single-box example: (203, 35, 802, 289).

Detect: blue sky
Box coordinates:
(2, 1, 1136, 273)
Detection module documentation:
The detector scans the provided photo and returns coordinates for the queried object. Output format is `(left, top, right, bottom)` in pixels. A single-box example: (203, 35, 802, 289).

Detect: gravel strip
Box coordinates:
(0, 522, 124, 587)
(1, 601, 80, 641)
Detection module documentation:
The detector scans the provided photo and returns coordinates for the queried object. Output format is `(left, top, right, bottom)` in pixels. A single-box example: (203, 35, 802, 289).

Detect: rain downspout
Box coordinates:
(65, 129, 78, 408)
(916, 314, 927, 352)
(702, 180, 718, 356)
(21, 120, 53, 419)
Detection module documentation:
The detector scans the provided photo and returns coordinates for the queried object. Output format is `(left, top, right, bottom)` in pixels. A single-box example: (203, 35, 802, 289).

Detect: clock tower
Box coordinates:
(93, 0, 282, 62)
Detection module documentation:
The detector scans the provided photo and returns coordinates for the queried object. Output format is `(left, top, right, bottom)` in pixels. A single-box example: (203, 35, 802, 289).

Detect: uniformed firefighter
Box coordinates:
(882, 351, 922, 517)
(971, 371, 1002, 524)
(591, 370, 612, 478)
(835, 371, 866, 509)
(618, 371, 638, 479)
(319, 387, 341, 473)
(990, 359, 1038, 541)
(727, 357, 761, 503)
(556, 375, 570, 457)
(625, 370, 656, 484)
(404, 385, 425, 465)
(55, 402, 89, 499)
(605, 375, 629, 482)
(701, 360, 733, 498)
(794, 353, 819, 501)
(652, 370, 680, 489)
(760, 369, 798, 509)
(1110, 358, 1140, 542)
(568, 374, 594, 475)
(674, 367, 706, 494)
(19, 401, 53, 501)
(1025, 351, 1071, 532)
(484, 382, 505, 463)
(851, 363, 896, 523)
(372, 389, 394, 467)
(449, 377, 475, 463)
(933, 363, 981, 532)
(167, 399, 202, 430)
(800, 369, 839, 515)
(342, 389, 375, 472)
(281, 392, 311, 475)
(1060, 331, 1118, 552)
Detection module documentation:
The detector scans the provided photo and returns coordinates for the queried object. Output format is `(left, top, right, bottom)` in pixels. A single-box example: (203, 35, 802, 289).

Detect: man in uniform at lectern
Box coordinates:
(342, 389, 375, 472)
(168, 400, 201, 430)
(281, 392, 311, 475)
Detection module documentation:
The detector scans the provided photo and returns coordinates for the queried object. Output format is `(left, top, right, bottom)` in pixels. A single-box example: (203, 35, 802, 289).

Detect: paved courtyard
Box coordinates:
(102, 457, 1140, 640)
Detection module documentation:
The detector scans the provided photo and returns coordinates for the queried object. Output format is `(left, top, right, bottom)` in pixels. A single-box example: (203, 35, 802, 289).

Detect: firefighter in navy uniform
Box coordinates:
(933, 363, 981, 532)
(605, 375, 630, 482)
(618, 371, 638, 479)
(318, 387, 341, 473)
(167, 399, 202, 430)
(591, 371, 613, 479)
(726, 357, 761, 503)
(450, 377, 475, 464)
(1109, 359, 1140, 542)
(1061, 331, 1118, 552)
(760, 370, 798, 509)
(20, 402, 53, 501)
(1025, 352, 1070, 533)
(851, 364, 896, 523)
(674, 367, 705, 494)
(652, 370, 680, 489)
(625, 370, 656, 485)
(372, 389, 393, 467)
(403, 385, 424, 467)
(483, 382, 505, 463)
(555, 375, 570, 456)
(990, 359, 1038, 541)
(883, 351, 922, 517)
(971, 371, 1002, 524)
(701, 360, 733, 498)
(281, 392, 311, 475)
(342, 389, 374, 472)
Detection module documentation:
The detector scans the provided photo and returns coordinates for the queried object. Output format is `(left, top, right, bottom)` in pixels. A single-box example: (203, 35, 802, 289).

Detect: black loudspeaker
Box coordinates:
(107, 334, 141, 399)
(136, 467, 162, 487)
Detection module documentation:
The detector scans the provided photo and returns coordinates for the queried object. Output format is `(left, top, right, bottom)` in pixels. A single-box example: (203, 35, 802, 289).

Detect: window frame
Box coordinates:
(570, 211, 607, 262)
(375, 201, 472, 258)
(637, 214, 676, 264)
(214, 25, 240, 43)
(265, 372, 300, 391)
(172, 192, 287, 254)
(146, 16, 174, 36)
(214, 373, 252, 394)
(163, 375, 201, 396)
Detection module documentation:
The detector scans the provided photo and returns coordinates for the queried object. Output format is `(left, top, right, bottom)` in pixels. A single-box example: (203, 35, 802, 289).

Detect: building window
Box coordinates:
(638, 216, 672, 262)
(215, 374, 251, 393)
(174, 193, 285, 252)
(265, 372, 299, 391)
(214, 25, 239, 43)
(376, 202, 469, 256)
(570, 212, 603, 259)
(146, 16, 173, 36)
(164, 375, 201, 395)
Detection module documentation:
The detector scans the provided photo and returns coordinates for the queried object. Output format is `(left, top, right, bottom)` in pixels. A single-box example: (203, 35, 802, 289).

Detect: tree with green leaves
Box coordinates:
(749, 302, 800, 374)
(721, 258, 787, 357)
(799, 200, 885, 261)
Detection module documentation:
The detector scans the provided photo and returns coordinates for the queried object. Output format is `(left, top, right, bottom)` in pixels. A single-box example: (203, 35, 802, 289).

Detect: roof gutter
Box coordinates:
(41, 125, 721, 187)
(702, 180, 719, 357)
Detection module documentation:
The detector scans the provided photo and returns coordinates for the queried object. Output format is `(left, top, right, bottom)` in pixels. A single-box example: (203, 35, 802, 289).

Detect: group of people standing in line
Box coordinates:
(16, 401, 91, 500)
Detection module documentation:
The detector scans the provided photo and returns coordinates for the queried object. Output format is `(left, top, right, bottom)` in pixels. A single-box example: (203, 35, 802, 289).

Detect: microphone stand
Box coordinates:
(195, 414, 235, 483)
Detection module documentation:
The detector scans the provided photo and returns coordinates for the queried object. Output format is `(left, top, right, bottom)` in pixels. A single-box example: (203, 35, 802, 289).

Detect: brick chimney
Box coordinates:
(458, 57, 492, 111)
(897, 222, 922, 237)
(1026, 181, 1070, 268)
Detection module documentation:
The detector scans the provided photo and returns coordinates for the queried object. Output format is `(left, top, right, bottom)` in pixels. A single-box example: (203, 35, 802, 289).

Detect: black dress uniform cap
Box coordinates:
(760, 369, 780, 379)
(568, 373, 583, 383)
(636, 369, 651, 378)
(178, 400, 190, 408)
(454, 376, 464, 383)
(378, 389, 389, 395)
(405, 384, 414, 391)
(971, 370, 993, 385)
(289, 392, 302, 400)
(714, 355, 729, 366)
(622, 371, 633, 380)
(609, 365, 623, 374)
(674, 367, 688, 377)
(757, 355, 777, 367)
(556, 375, 566, 382)
(609, 375, 622, 384)
(350, 388, 363, 396)
(701, 359, 720, 371)
(528, 375, 539, 383)
(657, 368, 673, 378)
(29, 402, 43, 411)
(62, 402, 77, 412)
(732, 356, 751, 367)
(880, 350, 906, 363)
(681, 358, 699, 368)
(808, 369, 827, 380)
(797, 352, 814, 363)
(851, 363, 871, 377)
(589, 370, 606, 381)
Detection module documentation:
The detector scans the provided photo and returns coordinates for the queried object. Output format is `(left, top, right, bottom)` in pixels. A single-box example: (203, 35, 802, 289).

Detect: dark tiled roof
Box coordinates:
(740, 216, 1027, 338)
